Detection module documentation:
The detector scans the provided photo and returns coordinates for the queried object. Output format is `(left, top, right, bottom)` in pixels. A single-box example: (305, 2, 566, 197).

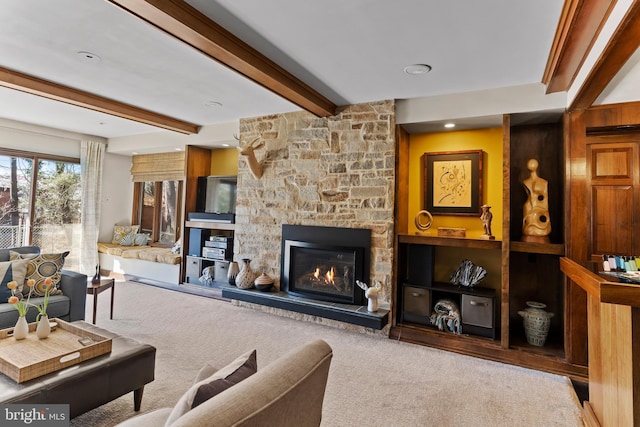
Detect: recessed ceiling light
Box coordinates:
(132, 152, 139, 155)
(404, 64, 432, 75)
(175, 148, 182, 151)
(204, 101, 223, 108)
(444, 123, 456, 128)
(77, 51, 101, 62)
(221, 143, 230, 147)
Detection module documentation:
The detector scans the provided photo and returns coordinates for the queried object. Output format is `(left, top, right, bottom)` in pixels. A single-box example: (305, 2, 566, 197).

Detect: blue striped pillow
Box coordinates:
(120, 233, 135, 246)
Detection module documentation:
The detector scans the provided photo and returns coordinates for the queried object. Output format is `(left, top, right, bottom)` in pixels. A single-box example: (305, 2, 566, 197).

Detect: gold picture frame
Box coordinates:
(423, 150, 483, 215)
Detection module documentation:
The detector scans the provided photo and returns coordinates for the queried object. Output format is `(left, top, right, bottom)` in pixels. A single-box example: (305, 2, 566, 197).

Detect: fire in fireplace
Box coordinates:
(281, 224, 370, 305)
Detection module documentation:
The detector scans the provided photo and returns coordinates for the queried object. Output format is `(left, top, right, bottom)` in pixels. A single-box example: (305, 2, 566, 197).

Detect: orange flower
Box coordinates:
(26, 279, 35, 288)
(7, 281, 17, 290)
(8, 296, 19, 305)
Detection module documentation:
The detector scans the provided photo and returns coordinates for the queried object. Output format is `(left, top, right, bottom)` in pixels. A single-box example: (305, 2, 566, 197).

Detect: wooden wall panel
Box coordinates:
(592, 186, 633, 254)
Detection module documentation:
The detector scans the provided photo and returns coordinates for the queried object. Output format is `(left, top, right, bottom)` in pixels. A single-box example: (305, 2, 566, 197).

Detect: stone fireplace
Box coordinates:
(230, 100, 395, 332)
(281, 224, 370, 305)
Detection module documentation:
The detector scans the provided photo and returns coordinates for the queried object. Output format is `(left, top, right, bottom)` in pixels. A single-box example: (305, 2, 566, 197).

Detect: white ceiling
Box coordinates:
(0, 1, 637, 155)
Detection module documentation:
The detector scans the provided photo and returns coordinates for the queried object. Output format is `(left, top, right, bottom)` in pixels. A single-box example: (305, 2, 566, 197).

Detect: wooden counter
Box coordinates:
(560, 257, 640, 427)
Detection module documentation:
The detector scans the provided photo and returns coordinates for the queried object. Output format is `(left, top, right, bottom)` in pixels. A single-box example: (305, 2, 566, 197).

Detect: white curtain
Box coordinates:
(80, 140, 106, 276)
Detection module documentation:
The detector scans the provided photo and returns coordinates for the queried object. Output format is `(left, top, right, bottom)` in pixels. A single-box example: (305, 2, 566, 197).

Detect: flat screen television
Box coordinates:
(196, 175, 237, 215)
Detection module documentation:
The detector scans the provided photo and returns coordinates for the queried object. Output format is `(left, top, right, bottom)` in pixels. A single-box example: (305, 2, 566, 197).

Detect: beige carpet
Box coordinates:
(71, 280, 583, 427)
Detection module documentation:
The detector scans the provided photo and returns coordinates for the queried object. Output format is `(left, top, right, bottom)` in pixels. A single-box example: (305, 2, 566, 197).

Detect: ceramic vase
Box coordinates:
(518, 301, 554, 347)
(36, 315, 51, 339)
(13, 316, 28, 340)
(235, 259, 256, 289)
(227, 261, 240, 286)
(254, 272, 274, 292)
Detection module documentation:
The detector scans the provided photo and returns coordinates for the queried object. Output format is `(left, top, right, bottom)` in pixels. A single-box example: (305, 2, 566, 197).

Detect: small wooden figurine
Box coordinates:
(480, 205, 495, 240)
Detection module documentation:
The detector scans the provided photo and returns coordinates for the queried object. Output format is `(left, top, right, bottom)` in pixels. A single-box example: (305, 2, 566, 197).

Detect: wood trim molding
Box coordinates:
(543, 0, 615, 94)
(0, 66, 199, 135)
(107, 0, 337, 118)
(570, 1, 640, 110)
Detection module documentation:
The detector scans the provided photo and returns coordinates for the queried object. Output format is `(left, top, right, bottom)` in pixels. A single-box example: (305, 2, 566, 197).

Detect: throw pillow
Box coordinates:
(112, 225, 140, 244)
(0, 259, 29, 302)
(134, 233, 149, 246)
(119, 233, 135, 246)
(24, 252, 69, 296)
(9, 251, 38, 262)
(164, 349, 257, 426)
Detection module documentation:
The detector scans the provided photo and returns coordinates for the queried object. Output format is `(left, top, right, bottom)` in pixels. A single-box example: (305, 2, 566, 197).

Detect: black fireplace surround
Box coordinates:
(281, 224, 371, 305)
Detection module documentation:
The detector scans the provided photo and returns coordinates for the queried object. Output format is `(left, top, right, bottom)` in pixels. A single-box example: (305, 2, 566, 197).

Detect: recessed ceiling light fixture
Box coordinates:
(444, 123, 456, 128)
(204, 101, 223, 108)
(221, 143, 230, 147)
(404, 64, 432, 75)
(175, 147, 182, 151)
(77, 51, 101, 62)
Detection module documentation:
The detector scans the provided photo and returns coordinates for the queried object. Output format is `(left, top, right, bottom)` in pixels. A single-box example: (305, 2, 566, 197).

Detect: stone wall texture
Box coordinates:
(235, 100, 396, 307)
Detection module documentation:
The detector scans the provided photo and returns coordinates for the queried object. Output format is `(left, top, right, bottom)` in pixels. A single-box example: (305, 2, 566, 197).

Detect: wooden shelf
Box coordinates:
(185, 221, 235, 231)
(509, 241, 565, 255)
(398, 233, 502, 250)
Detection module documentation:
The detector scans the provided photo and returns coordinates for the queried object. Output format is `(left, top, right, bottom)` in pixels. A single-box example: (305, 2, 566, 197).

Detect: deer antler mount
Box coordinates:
(236, 134, 265, 179)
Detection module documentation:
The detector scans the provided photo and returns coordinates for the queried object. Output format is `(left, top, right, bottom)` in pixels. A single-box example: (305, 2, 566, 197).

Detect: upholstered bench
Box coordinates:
(97, 243, 181, 285)
(0, 321, 156, 418)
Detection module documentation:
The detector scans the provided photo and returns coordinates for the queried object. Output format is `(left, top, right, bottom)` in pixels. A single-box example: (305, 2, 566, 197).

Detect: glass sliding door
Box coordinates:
(32, 159, 81, 271)
(0, 151, 81, 271)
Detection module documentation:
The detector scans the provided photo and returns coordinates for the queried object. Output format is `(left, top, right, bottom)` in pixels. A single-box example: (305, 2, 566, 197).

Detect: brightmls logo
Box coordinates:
(1, 405, 69, 426)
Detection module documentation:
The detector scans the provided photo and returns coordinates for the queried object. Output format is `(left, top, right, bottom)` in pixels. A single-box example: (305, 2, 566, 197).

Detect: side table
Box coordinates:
(87, 277, 115, 324)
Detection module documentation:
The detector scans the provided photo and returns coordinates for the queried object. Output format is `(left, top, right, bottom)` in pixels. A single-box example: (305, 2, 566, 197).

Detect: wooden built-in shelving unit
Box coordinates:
(391, 114, 589, 382)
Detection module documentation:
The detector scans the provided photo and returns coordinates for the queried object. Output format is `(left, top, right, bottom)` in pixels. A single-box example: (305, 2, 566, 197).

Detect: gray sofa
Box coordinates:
(0, 246, 87, 329)
(116, 339, 333, 427)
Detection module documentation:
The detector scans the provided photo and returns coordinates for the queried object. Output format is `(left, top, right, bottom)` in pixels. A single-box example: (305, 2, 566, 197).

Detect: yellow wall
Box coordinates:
(408, 127, 503, 239)
(210, 148, 239, 175)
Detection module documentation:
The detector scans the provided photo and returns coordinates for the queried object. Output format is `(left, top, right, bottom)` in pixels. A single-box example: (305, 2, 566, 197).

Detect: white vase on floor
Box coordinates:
(36, 315, 51, 339)
(13, 316, 28, 340)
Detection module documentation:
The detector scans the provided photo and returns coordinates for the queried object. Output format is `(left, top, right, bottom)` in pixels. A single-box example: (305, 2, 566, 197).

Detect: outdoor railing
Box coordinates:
(0, 224, 80, 271)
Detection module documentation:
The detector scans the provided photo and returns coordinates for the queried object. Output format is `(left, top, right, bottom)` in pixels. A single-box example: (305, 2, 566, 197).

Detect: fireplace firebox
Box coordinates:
(281, 224, 370, 305)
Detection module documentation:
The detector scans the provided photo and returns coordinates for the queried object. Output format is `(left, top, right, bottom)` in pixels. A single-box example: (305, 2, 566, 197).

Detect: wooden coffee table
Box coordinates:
(87, 277, 115, 324)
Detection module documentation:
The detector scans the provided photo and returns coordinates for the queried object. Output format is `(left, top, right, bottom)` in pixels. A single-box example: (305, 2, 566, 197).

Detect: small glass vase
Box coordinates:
(13, 316, 28, 340)
(36, 315, 51, 339)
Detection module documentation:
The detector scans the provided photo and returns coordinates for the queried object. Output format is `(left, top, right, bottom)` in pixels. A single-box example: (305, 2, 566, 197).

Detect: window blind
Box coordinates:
(130, 152, 185, 182)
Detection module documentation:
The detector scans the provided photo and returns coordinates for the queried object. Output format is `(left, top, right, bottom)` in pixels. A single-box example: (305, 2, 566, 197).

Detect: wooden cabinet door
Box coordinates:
(586, 140, 640, 257)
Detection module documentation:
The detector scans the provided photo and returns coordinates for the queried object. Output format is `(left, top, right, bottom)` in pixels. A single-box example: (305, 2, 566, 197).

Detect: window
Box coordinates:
(134, 180, 182, 246)
(0, 150, 81, 270)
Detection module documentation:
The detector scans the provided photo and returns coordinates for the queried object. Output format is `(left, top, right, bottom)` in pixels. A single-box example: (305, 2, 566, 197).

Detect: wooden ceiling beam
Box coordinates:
(0, 66, 200, 134)
(570, 1, 640, 110)
(107, 0, 337, 118)
(543, 0, 616, 94)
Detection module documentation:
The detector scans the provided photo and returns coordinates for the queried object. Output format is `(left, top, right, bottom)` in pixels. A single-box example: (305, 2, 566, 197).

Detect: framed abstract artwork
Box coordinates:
(423, 149, 483, 215)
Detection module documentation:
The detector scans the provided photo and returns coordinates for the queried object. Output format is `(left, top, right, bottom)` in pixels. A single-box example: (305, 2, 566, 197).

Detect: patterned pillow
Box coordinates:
(120, 233, 135, 246)
(24, 252, 69, 296)
(134, 233, 149, 246)
(0, 259, 30, 302)
(112, 225, 140, 244)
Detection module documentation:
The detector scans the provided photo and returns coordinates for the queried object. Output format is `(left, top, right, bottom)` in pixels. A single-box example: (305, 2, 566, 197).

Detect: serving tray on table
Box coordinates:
(0, 319, 112, 383)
